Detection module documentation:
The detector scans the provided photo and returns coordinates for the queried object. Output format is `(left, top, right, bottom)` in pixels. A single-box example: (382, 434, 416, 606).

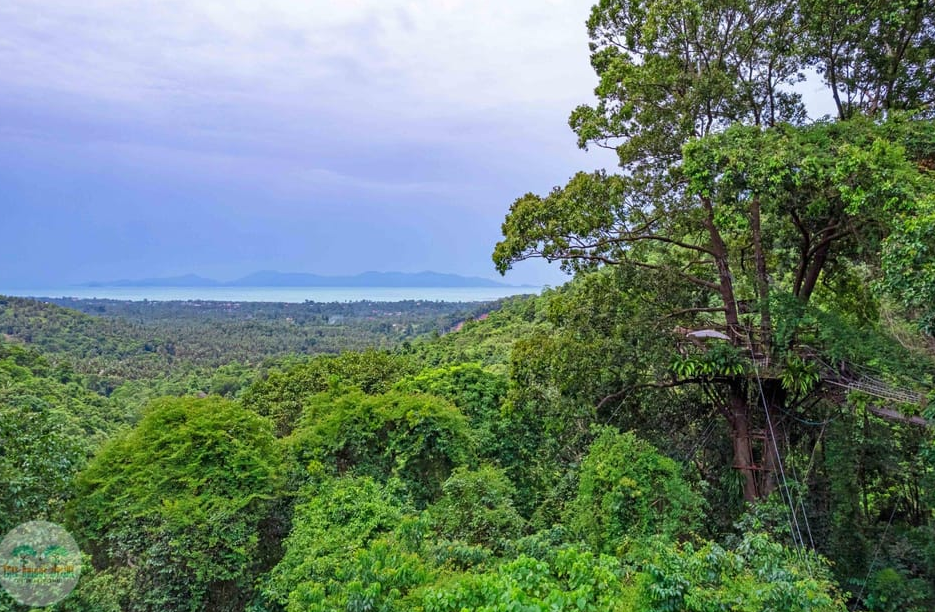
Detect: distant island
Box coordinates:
(81, 271, 526, 288)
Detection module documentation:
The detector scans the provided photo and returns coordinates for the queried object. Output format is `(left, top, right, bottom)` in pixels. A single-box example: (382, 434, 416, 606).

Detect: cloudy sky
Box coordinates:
(0, 0, 624, 287)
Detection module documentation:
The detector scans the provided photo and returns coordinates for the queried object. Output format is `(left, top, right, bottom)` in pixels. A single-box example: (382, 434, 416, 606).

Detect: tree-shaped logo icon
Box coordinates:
(0, 521, 81, 606)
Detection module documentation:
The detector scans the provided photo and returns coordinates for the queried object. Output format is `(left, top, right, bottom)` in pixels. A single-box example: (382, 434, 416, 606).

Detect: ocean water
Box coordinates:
(0, 286, 543, 303)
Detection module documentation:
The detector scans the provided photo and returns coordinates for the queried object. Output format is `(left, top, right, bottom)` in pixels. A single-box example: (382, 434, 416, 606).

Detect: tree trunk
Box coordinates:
(700, 195, 742, 342)
(750, 196, 771, 356)
(758, 379, 787, 498)
(728, 383, 758, 502)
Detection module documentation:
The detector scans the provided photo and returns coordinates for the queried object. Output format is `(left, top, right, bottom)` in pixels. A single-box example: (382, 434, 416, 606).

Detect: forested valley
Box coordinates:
(0, 296, 492, 399)
(4, 0, 935, 610)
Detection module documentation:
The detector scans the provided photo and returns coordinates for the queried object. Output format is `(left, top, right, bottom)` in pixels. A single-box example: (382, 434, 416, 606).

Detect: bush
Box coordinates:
(429, 465, 526, 551)
(260, 474, 407, 610)
(69, 396, 283, 612)
(422, 547, 633, 612)
(242, 350, 417, 435)
(394, 363, 507, 457)
(290, 389, 475, 506)
(570, 428, 704, 553)
(635, 533, 846, 612)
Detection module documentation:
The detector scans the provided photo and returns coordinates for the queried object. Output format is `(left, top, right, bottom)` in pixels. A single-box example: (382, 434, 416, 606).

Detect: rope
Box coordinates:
(803, 420, 828, 485)
(751, 353, 812, 565)
(681, 408, 721, 463)
(787, 445, 817, 550)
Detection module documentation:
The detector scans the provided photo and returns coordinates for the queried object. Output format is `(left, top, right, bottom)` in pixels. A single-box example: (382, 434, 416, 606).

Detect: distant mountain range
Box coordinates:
(81, 271, 525, 288)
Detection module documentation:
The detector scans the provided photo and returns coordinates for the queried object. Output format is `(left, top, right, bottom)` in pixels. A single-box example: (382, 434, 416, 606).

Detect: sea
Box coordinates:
(0, 286, 543, 303)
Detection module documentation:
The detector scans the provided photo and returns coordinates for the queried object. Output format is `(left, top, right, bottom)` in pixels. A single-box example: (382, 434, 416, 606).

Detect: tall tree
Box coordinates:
(494, 0, 935, 501)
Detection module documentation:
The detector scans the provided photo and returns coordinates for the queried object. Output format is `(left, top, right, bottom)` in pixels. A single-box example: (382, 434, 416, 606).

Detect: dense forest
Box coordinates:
(0, 296, 493, 396)
(4, 0, 935, 610)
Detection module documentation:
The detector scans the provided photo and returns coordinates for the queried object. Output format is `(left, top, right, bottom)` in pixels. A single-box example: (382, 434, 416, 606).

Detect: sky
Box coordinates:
(0, 0, 624, 288)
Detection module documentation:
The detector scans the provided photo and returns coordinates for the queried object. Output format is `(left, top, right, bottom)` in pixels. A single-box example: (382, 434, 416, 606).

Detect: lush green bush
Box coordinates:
(0, 340, 126, 533)
(570, 428, 704, 554)
(858, 566, 931, 612)
(395, 363, 507, 457)
(290, 389, 475, 506)
(259, 473, 408, 610)
(69, 396, 283, 612)
(242, 350, 418, 435)
(410, 295, 549, 370)
(0, 396, 85, 534)
(634, 533, 846, 612)
(422, 548, 633, 612)
(429, 465, 526, 551)
(286, 537, 432, 612)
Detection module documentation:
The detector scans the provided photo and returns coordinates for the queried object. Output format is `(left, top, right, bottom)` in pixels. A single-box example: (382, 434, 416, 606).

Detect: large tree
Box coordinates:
(494, 0, 935, 501)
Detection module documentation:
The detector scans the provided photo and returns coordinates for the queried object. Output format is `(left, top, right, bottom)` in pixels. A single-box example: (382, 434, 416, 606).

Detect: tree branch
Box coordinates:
(596, 377, 708, 411)
(663, 307, 728, 319)
(625, 234, 717, 256)
(626, 260, 722, 291)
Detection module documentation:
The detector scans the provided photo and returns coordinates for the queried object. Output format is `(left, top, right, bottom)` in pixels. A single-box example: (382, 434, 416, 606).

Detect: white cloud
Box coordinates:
(0, 1, 597, 127)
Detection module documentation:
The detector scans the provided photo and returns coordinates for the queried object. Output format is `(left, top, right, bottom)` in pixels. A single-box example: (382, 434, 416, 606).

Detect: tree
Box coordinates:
(493, 0, 935, 501)
(69, 397, 283, 612)
(633, 533, 846, 611)
(421, 549, 631, 612)
(799, 0, 935, 119)
(241, 350, 417, 436)
(259, 474, 408, 611)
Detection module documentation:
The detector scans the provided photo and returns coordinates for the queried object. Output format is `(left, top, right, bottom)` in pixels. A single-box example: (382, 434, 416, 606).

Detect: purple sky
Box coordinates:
(0, 0, 624, 287)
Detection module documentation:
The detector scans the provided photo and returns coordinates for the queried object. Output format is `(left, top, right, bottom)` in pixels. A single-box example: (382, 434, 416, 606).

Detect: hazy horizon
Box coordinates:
(0, 286, 540, 303)
(0, 0, 616, 289)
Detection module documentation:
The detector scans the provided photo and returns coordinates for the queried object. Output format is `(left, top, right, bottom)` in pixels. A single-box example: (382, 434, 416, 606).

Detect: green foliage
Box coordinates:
(422, 548, 632, 612)
(69, 396, 283, 612)
(52, 565, 135, 612)
(394, 363, 508, 459)
(880, 192, 935, 333)
(571, 0, 804, 169)
(0, 340, 126, 533)
(242, 350, 419, 435)
(501, 268, 717, 523)
(779, 354, 821, 396)
(0, 398, 84, 533)
(410, 295, 549, 371)
(0, 296, 170, 392)
(859, 566, 933, 612)
(290, 389, 475, 506)
(634, 533, 846, 612)
(429, 466, 526, 551)
(287, 537, 432, 612)
(682, 116, 935, 335)
(670, 344, 747, 379)
(260, 474, 407, 610)
(0, 295, 488, 391)
(799, 0, 935, 118)
(571, 428, 704, 554)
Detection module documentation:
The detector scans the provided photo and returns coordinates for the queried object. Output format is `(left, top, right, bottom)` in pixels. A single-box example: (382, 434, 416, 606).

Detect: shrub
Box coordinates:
(570, 428, 704, 553)
(69, 397, 283, 612)
(290, 389, 474, 506)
